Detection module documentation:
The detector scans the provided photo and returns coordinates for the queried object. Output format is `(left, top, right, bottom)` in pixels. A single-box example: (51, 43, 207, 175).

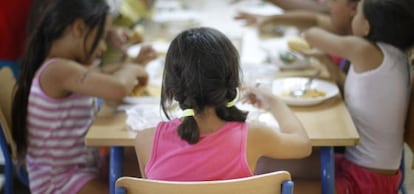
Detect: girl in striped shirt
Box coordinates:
(12, 0, 149, 193)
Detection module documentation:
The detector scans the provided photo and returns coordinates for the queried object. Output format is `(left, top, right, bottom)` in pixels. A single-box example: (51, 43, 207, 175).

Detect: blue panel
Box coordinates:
(110, 146, 125, 194)
(281, 180, 294, 194)
(320, 147, 335, 194)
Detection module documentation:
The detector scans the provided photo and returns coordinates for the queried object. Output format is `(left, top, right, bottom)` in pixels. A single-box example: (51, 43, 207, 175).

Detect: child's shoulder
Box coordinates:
(247, 122, 279, 140)
(41, 58, 80, 71)
(41, 58, 87, 76)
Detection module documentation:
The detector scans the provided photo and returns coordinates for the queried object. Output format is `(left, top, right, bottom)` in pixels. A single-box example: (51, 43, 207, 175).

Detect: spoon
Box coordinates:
(290, 70, 322, 98)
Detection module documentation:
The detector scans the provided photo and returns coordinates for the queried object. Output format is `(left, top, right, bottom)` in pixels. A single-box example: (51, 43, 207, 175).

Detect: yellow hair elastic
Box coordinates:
(226, 88, 240, 107)
(181, 109, 195, 117)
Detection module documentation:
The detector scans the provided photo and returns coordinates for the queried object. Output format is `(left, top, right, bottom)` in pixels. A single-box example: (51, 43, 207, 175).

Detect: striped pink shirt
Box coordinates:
(26, 60, 99, 194)
(146, 119, 253, 181)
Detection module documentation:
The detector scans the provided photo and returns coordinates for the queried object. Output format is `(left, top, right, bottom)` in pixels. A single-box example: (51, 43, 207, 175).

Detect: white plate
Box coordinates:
(272, 77, 339, 106)
(236, 103, 279, 128)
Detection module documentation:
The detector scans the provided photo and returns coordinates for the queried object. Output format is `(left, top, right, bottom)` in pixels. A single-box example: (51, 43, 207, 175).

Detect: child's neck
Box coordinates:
(47, 35, 76, 61)
(194, 107, 226, 134)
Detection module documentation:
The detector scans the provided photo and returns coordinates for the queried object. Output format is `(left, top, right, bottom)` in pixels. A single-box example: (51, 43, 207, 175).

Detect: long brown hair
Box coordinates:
(161, 27, 248, 144)
(12, 0, 109, 160)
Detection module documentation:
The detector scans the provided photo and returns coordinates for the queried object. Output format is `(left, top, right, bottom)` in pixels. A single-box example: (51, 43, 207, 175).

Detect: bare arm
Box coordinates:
(316, 54, 347, 94)
(134, 128, 156, 178)
(303, 27, 383, 73)
(267, 0, 329, 13)
(245, 87, 311, 169)
(41, 59, 147, 101)
(259, 10, 334, 33)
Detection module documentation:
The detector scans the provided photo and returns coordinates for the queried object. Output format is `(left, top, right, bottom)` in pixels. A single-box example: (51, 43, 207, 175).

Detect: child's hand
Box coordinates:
(258, 19, 280, 36)
(107, 27, 129, 53)
(124, 64, 149, 96)
(242, 86, 276, 110)
(128, 64, 148, 84)
(234, 11, 258, 26)
(133, 45, 157, 66)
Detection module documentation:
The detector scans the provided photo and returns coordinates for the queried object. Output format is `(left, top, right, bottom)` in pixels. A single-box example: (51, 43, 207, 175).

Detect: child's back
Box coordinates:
(145, 119, 251, 181)
(344, 42, 410, 170)
(135, 27, 311, 181)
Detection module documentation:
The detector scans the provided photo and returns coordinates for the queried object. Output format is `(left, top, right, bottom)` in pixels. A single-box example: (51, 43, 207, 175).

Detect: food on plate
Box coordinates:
(281, 89, 326, 98)
(287, 37, 311, 52)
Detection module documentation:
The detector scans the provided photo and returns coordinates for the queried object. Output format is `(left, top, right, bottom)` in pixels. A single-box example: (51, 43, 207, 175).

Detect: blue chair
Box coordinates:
(116, 171, 294, 194)
(0, 67, 29, 193)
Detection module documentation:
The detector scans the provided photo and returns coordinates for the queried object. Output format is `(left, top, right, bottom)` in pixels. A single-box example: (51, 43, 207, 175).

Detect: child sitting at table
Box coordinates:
(134, 27, 311, 187)
(235, 0, 359, 81)
(11, 0, 153, 193)
(302, 0, 414, 193)
(235, 0, 359, 35)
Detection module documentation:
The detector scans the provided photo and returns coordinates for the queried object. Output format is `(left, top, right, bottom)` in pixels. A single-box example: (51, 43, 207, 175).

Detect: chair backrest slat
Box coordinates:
(0, 67, 17, 159)
(116, 171, 292, 194)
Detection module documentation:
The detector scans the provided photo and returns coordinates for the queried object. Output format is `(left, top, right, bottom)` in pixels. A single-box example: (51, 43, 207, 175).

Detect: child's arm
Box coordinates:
(134, 127, 156, 178)
(245, 87, 311, 160)
(303, 27, 383, 73)
(40, 59, 147, 101)
(259, 10, 335, 33)
(267, 0, 329, 13)
(311, 54, 347, 94)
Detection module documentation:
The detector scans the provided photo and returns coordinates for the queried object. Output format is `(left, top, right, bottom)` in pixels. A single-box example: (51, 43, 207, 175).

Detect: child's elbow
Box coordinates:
(303, 140, 312, 157)
(299, 137, 312, 157)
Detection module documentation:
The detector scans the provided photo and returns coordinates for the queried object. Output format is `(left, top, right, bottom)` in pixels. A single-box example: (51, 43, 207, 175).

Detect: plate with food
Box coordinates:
(272, 77, 339, 106)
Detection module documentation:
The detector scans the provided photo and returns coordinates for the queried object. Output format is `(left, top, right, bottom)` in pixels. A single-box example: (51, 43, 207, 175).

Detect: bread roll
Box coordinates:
(287, 37, 311, 52)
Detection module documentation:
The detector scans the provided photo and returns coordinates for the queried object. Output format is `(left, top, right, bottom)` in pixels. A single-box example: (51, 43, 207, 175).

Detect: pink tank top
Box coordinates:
(145, 119, 253, 181)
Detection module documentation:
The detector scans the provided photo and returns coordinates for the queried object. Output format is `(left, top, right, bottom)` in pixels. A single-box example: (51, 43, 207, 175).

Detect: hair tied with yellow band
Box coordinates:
(226, 88, 239, 107)
(181, 109, 195, 118)
(180, 88, 239, 118)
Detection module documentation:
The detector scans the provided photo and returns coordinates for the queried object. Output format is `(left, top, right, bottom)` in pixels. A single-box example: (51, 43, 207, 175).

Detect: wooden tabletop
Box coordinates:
(85, 82, 359, 147)
(85, 0, 359, 148)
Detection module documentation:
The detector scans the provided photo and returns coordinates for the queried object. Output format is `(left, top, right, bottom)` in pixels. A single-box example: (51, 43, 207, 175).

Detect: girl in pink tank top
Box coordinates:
(135, 27, 311, 186)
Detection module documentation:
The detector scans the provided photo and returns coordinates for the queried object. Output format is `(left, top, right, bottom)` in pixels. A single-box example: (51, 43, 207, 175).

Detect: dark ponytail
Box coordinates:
(178, 117, 200, 144)
(12, 0, 109, 160)
(161, 27, 247, 144)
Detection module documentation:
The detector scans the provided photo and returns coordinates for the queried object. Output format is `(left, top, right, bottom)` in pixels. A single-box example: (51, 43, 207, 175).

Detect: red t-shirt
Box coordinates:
(0, 0, 32, 60)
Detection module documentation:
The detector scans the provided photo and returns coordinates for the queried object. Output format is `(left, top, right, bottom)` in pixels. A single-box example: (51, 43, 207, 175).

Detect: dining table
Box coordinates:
(85, 1, 360, 194)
